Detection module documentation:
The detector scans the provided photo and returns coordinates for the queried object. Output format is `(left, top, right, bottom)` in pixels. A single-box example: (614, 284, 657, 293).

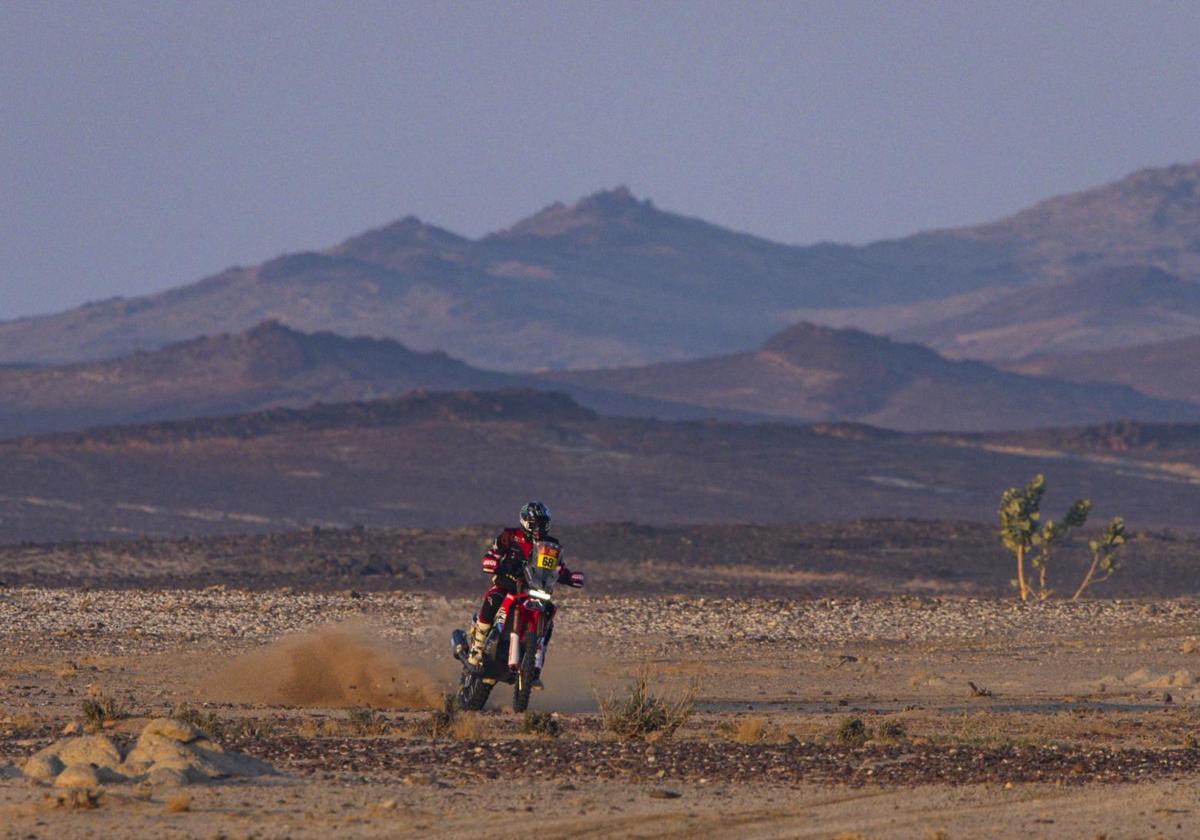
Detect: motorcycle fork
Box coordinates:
(507, 607, 524, 670)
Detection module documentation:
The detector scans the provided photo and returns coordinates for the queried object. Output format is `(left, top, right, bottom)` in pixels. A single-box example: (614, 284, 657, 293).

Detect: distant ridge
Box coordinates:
(3, 161, 1200, 370)
(0, 321, 513, 438)
(1006, 332, 1200, 404)
(541, 321, 1199, 432)
(0, 321, 768, 440)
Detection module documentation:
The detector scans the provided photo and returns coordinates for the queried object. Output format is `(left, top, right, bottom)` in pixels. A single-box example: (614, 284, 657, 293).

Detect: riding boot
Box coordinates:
(466, 620, 490, 668)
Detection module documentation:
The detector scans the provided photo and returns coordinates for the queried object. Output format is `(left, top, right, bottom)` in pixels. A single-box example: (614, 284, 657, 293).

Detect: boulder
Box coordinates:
(22, 718, 275, 787)
(22, 752, 63, 781)
(146, 766, 190, 787)
(24, 734, 121, 781)
(55, 763, 100, 789)
(121, 723, 273, 782)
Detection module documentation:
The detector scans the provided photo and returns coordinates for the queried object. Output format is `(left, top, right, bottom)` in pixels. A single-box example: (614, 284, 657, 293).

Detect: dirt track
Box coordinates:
(4, 589, 1200, 837)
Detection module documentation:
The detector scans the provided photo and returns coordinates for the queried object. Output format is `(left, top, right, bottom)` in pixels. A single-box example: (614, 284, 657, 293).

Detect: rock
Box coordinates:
(122, 729, 273, 781)
(61, 721, 81, 736)
(141, 717, 205, 743)
(55, 735, 122, 770)
(22, 752, 63, 781)
(23, 735, 121, 781)
(648, 789, 682, 799)
(55, 763, 100, 789)
(146, 766, 190, 787)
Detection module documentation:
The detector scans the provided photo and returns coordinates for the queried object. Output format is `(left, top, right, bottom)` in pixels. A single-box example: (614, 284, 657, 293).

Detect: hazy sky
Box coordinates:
(3, 1, 1199, 319)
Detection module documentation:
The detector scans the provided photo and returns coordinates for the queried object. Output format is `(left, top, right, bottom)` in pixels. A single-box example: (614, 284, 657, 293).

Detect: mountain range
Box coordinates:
(0, 320, 1193, 440)
(3, 161, 1200, 371)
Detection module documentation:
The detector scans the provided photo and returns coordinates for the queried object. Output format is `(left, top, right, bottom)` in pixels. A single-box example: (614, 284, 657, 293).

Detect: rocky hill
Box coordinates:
(541, 322, 1199, 431)
(3, 162, 1200, 370)
(0, 321, 513, 438)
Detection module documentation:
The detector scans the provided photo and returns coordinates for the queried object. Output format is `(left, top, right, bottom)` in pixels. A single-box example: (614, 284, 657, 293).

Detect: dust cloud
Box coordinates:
(214, 623, 442, 709)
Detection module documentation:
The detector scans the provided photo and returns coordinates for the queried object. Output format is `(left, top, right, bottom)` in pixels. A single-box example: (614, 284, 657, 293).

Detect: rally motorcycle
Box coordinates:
(451, 540, 563, 712)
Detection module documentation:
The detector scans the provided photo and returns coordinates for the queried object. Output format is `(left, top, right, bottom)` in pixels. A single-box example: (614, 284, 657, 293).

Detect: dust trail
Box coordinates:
(213, 622, 442, 709)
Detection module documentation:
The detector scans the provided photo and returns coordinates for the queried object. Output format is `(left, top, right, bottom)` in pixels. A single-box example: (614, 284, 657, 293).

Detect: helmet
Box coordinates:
(519, 501, 551, 536)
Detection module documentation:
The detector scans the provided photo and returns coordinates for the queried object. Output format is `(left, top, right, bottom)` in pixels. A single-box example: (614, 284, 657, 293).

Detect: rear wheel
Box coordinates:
(458, 669, 493, 711)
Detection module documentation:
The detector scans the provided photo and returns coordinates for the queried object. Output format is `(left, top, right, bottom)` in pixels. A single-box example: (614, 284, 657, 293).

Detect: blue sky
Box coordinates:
(3, 0, 1199, 318)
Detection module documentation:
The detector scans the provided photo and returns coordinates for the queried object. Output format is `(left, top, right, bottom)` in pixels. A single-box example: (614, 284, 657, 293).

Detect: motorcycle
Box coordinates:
(451, 540, 565, 712)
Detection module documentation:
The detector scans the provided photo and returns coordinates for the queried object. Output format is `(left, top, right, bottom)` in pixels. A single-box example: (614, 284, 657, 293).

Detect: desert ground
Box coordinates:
(5, 573, 1200, 838)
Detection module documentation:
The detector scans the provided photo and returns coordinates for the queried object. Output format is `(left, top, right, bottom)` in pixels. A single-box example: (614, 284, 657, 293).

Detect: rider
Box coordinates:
(466, 501, 584, 684)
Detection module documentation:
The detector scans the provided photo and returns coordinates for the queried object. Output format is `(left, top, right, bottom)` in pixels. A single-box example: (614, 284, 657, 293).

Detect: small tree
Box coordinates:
(1071, 517, 1126, 600)
(1028, 498, 1091, 600)
(998, 474, 1089, 602)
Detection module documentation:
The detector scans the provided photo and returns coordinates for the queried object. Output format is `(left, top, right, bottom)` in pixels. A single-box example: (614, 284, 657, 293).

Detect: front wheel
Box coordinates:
(512, 636, 537, 713)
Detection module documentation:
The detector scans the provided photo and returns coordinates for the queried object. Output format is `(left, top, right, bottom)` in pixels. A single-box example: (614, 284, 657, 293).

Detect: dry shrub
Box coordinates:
(171, 705, 277, 741)
(165, 794, 191, 813)
(522, 710, 562, 738)
(81, 695, 124, 730)
(417, 693, 458, 739)
(297, 716, 320, 738)
(451, 712, 484, 741)
(877, 720, 907, 742)
(0, 711, 40, 735)
(597, 667, 694, 739)
(348, 707, 389, 736)
(733, 716, 769, 743)
(834, 717, 869, 746)
(172, 704, 222, 737)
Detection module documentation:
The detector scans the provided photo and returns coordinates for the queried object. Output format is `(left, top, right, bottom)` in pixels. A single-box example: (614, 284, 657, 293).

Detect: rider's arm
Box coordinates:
(481, 531, 509, 575)
(558, 562, 585, 588)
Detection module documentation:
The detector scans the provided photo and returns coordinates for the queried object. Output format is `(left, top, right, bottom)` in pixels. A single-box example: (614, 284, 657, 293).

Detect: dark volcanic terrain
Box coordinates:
(4, 161, 1200, 370)
(3, 389, 1200, 543)
(4, 518, 1200, 599)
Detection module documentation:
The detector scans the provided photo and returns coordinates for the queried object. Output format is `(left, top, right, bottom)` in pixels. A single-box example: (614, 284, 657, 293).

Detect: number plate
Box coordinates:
(535, 544, 560, 570)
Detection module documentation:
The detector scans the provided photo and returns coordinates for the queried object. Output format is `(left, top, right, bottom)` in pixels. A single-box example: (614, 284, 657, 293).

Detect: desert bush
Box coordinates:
(164, 794, 191, 813)
(81, 695, 124, 730)
(347, 707, 389, 737)
(451, 711, 484, 741)
(522, 709, 562, 738)
(171, 704, 276, 740)
(419, 693, 458, 739)
(834, 717, 869, 746)
(998, 474, 1090, 601)
(719, 716, 769, 743)
(597, 667, 694, 739)
(171, 704, 222, 738)
(877, 720, 907, 741)
(1071, 517, 1127, 600)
